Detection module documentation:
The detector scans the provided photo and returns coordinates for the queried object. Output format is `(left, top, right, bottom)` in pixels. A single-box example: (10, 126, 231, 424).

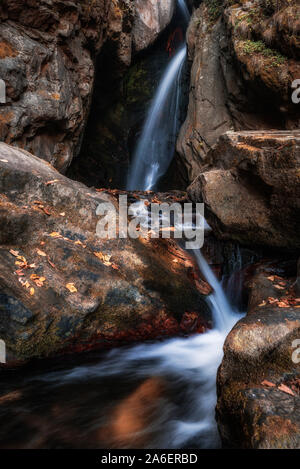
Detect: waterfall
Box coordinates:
(178, 0, 191, 23)
(194, 250, 239, 331)
(127, 47, 186, 191)
(127, 1, 190, 191)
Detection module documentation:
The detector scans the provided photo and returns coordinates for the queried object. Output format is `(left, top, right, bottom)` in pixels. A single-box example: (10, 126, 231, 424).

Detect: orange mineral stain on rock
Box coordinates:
(0, 41, 17, 59)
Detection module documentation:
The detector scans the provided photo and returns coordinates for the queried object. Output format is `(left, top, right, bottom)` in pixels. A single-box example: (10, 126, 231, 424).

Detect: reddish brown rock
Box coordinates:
(188, 131, 300, 250)
(0, 143, 210, 365)
(217, 260, 300, 448)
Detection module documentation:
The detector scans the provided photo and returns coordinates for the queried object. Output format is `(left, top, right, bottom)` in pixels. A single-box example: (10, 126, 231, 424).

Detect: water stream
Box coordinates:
(127, 1, 189, 191)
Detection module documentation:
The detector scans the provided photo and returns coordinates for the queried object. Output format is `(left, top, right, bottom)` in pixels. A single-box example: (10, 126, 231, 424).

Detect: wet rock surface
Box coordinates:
(0, 142, 211, 365)
(188, 130, 300, 250)
(217, 260, 300, 448)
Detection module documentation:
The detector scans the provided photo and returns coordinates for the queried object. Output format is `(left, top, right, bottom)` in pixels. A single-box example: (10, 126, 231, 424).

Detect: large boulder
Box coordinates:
(188, 131, 300, 250)
(176, 3, 234, 183)
(0, 143, 210, 365)
(217, 260, 300, 448)
(176, 0, 300, 183)
(133, 0, 175, 52)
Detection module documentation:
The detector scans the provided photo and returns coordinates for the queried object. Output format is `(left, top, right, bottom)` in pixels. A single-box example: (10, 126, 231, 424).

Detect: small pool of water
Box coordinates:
(0, 310, 242, 450)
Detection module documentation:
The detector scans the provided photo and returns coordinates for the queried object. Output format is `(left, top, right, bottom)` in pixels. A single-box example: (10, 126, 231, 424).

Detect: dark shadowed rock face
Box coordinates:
(0, 0, 175, 173)
(177, 0, 300, 183)
(188, 131, 300, 250)
(217, 260, 300, 449)
(66, 0, 186, 191)
(0, 142, 210, 365)
(0, 0, 113, 172)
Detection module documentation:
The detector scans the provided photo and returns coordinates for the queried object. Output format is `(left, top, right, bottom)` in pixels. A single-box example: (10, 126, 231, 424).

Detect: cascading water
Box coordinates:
(127, 1, 190, 191)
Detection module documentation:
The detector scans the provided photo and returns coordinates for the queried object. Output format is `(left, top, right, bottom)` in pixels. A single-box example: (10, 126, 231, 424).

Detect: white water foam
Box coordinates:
(35, 250, 243, 448)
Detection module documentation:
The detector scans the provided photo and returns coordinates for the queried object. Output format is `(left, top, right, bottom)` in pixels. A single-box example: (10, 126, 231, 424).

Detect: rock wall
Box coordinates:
(0, 0, 175, 173)
(217, 259, 300, 448)
(177, 0, 300, 183)
(67, 1, 187, 190)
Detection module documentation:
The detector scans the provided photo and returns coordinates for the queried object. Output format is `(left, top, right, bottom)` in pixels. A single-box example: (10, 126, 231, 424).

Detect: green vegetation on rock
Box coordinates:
(204, 0, 224, 23)
(240, 40, 287, 67)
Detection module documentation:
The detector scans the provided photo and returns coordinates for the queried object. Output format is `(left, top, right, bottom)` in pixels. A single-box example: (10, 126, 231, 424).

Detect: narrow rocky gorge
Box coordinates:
(0, 0, 299, 450)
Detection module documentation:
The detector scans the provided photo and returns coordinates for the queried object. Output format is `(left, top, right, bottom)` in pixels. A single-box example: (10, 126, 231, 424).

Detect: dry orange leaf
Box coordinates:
(66, 283, 77, 293)
(17, 255, 27, 263)
(94, 252, 112, 266)
(258, 300, 267, 307)
(30, 287, 35, 296)
(47, 259, 56, 269)
(75, 240, 86, 248)
(49, 232, 61, 238)
(45, 179, 59, 186)
(278, 384, 295, 396)
(36, 249, 47, 257)
(30, 274, 39, 280)
(15, 270, 25, 276)
(267, 297, 278, 304)
(19, 279, 31, 289)
(261, 380, 276, 387)
(41, 207, 51, 216)
(9, 249, 19, 257)
(30, 274, 46, 287)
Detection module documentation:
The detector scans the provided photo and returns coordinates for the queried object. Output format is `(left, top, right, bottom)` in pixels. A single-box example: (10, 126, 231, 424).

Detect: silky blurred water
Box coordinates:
(127, 0, 189, 191)
(0, 251, 243, 449)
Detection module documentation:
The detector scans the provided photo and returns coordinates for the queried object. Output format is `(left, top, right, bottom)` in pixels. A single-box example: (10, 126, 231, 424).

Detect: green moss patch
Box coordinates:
(239, 40, 287, 67)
